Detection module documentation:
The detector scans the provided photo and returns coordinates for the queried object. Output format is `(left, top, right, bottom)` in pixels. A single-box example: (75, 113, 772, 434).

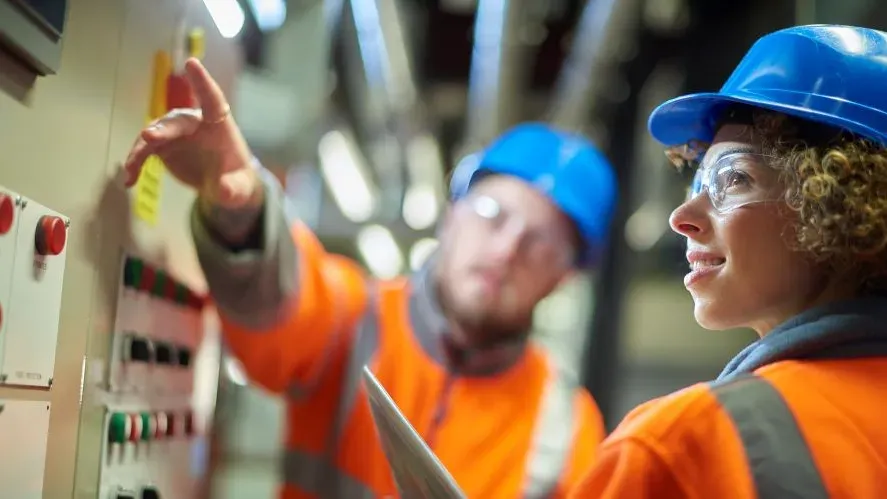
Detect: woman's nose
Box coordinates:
(669, 194, 710, 238)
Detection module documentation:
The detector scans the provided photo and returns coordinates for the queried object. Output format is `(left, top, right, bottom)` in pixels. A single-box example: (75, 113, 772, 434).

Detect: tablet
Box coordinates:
(362, 366, 467, 499)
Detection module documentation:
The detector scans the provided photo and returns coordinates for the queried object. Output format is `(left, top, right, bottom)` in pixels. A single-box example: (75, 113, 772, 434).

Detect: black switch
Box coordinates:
(123, 335, 152, 363)
(177, 347, 191, 368)
(115, 493, 135, 499)
(155, 342, 175, 365)
(140, 486, 160, 499)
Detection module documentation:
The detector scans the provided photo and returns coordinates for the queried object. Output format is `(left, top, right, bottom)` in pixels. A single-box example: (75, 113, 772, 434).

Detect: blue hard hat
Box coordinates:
(648, 25, 887, 148)
(449, 122, 618, 267)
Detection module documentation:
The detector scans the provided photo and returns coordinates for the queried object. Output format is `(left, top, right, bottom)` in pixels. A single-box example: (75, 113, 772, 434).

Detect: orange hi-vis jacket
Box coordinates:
(569, 296, 887, 499)
(193, 171, 605, 499)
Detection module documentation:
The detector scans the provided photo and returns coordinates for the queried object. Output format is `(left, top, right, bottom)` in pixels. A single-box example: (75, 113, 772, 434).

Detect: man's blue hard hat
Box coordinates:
(648, 25, 887, 148)
(449, 122, 618, 267)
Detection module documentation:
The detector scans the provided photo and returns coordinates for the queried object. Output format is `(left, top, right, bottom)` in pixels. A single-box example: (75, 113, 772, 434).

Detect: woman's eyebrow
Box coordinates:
(703, 146, 757, 167)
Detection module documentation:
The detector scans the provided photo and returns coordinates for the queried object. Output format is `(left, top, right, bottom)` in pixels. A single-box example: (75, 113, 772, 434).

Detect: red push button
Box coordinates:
(36, 216, 66, 255)
(0, 195, 13, 235)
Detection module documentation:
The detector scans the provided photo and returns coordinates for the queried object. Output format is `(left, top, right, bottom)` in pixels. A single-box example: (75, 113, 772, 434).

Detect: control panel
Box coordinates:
(99, 255, 207, 499)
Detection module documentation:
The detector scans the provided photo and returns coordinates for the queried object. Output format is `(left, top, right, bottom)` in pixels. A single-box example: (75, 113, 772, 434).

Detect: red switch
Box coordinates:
(184, 411, 195, 436)
(128, 413, 142, 442)
(154, 412, 168, 439)
(140, 266, 156, 292)
(35, 216, 66, 256)
(165, 412, 176, 438)
(0, 195, 13, 235)
(164, 279, 177, 301)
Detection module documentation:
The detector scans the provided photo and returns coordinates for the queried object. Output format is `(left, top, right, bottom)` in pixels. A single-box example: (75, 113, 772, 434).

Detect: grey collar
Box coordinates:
(717, 296, 887, 381)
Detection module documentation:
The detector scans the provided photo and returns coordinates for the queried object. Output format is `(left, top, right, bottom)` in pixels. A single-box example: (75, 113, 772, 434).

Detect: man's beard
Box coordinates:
(437, 281, 532, 348)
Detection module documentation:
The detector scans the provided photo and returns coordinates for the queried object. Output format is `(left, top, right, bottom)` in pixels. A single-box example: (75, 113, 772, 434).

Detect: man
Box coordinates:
(123, 59, 618, 498)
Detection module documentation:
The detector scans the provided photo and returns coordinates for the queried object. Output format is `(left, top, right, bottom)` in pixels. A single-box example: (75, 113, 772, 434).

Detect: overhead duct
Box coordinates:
(462, 0, 529, 153)
(342, 0, 423, 219)
(547, 0, 640, 135)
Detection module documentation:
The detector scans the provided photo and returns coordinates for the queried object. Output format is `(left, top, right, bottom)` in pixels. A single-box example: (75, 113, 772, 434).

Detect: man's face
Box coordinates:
(436, 175, 577, 345)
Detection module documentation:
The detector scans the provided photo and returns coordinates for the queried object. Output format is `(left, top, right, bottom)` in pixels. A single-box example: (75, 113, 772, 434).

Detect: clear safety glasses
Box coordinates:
(465, 194, 575, 267)
(686, 152, 782, 213)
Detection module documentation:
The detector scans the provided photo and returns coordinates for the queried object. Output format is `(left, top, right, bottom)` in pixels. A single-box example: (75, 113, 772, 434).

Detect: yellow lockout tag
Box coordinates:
(133, 153, 165, 226)
(134, 50, 173, 226)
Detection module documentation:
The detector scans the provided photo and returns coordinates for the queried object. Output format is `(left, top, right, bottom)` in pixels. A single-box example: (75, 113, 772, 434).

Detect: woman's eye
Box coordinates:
(724, 170, 751, 189)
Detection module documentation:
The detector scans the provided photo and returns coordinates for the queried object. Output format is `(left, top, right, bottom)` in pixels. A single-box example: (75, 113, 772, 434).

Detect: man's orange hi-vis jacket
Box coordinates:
(193, 171, 605, 498)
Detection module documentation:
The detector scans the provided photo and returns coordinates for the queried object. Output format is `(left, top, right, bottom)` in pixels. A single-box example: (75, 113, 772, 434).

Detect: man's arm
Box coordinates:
(192, 167, 369, 395)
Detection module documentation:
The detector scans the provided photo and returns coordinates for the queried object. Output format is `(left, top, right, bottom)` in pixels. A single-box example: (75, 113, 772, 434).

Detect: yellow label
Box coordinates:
(133, 154, 165, 226)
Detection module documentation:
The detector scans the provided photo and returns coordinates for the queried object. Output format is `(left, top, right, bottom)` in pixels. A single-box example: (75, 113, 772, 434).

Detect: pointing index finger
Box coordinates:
(184, 58, 230, 121)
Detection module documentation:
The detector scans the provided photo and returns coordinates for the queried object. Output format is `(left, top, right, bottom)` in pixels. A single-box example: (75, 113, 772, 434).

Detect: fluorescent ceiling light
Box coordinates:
(318, 130, 377, 223)
(203, 0, 246, 38)
(409, 238, 439, 271)
(357, 225, 404, 278)
(402, 184, 439, 230)
(246, 0, 287, 31)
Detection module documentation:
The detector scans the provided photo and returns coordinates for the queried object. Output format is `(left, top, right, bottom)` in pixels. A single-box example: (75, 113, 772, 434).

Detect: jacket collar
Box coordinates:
(407, 257, 528, 376)
(717, 295, 887, 381)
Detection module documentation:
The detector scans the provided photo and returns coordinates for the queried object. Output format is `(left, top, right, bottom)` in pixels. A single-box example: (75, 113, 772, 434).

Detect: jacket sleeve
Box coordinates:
(551, 390, 607, 498)
(191, 167, 369, 395)
(567, 437, 688, 498)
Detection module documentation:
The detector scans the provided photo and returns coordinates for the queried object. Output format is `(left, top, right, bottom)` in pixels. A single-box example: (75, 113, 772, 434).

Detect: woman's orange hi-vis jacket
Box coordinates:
(192, 171, 605, 499)
(569, 297, 887, 499)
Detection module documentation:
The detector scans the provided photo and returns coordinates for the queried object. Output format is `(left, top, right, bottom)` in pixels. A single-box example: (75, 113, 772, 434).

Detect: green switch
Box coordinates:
(174, 284, 188, 305)
(108, 412, 129, 444)
(140, 412, 153, 441)
(151, 272, 167, 297)
(123, 258, 143, 288)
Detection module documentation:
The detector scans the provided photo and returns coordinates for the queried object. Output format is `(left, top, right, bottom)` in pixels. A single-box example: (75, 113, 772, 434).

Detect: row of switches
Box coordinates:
(122, 256, 205, 310)
(124, 334, 191, 368)
(108, 410, 195, 444)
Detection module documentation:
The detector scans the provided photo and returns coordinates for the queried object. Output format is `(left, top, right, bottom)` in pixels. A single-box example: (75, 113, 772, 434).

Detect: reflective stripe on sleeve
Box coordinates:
(282, 289, 382, 496)
(522, 358, 576, 498)
(711, 374, 828, 499)
(282, 448, 376, 498)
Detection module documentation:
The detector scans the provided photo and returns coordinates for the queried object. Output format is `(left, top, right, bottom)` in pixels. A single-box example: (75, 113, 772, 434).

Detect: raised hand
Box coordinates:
(122, 58, 259, 209)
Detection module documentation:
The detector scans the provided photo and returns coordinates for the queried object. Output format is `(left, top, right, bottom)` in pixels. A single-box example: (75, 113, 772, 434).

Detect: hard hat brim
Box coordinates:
(647, 90, 887, 148)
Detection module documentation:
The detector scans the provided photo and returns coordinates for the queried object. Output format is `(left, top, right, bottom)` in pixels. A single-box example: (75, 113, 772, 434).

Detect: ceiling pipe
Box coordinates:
(547, 0, 640, 134)
(461, 0, 529, 153)
(341, 0, 426, 219)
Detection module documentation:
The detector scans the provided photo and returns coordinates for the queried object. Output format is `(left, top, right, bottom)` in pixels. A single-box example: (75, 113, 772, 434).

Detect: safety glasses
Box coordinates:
(686, 152, 782, 213)
(465, 194, 575, 267)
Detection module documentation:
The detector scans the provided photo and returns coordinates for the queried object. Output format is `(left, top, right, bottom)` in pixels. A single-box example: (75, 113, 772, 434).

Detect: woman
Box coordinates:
(569, 25, 887, 498)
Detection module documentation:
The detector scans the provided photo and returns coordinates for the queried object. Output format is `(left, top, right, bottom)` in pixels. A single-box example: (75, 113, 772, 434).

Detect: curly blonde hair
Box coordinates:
(688, 104, 887, 294)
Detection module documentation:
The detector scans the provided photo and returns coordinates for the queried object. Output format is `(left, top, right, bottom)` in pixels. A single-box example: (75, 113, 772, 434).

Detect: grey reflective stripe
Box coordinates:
(331, 288, 381, 444)
(282, 288, 381, 497)
(282, 449, 375, 498)
(712, 374, 828, 499)
(522, 358, 576, 499)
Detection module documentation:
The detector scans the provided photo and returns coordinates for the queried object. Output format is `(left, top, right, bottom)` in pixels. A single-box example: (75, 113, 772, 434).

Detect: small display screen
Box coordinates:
(10, 0, 67, 37)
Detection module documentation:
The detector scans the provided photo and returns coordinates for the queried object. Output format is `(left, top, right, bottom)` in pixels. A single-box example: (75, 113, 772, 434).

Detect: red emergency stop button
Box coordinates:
(36, 216, 66, 255)
(0, 195, 13, 235)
